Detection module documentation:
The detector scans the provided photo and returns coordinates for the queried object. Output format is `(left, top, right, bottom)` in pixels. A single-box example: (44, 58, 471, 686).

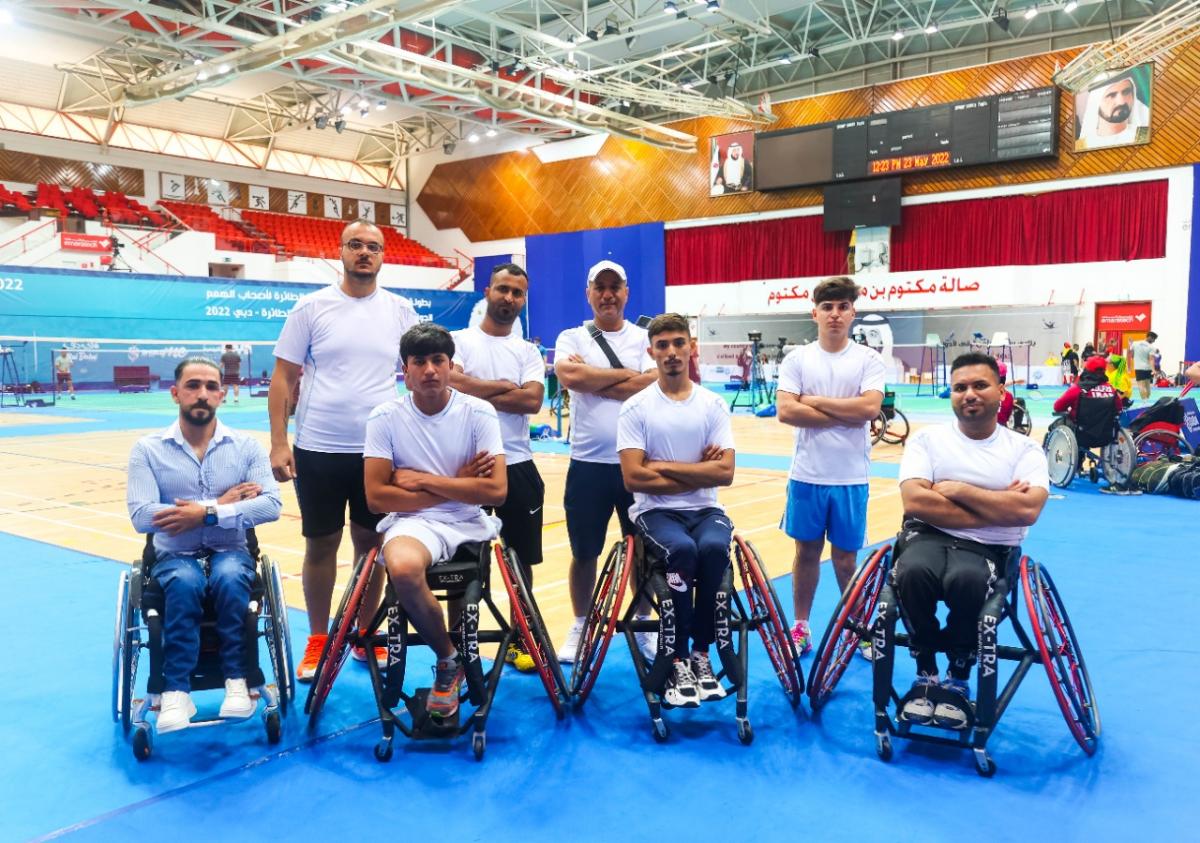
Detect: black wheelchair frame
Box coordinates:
(807, 542, 1099, 776)
(111, 529, 294, 761)
(569, 534, 803, 744)
(304, 540, 566, 761)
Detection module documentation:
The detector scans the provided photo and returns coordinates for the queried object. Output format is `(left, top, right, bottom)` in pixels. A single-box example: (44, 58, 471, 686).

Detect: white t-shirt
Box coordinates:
(898, 422, 1050, 546)
(554, 321, 653, 464)
(363, 389, 504, 524)
(1129, 340, 1158, 371)
(273, 284, 418, 453)
(452, 326, 545, 465)
(777, 341, 887, 485)
(617, 383, 736, 522)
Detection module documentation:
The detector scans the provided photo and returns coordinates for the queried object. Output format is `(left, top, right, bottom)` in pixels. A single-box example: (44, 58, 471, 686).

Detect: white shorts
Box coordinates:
(378, 511, 500, 565)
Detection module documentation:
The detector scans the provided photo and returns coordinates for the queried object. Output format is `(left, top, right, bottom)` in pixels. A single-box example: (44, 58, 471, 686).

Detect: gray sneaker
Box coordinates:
(689, 651, 726, 701)
(662, 659, 701, 709)
(900, 674, 939, 725)
(934, 677, 972, 730)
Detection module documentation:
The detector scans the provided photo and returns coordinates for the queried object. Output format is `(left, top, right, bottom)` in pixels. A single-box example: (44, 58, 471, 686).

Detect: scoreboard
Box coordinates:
(754, 86, 1057, 190)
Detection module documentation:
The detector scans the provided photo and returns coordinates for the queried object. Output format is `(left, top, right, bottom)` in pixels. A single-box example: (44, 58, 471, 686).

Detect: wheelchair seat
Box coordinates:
(424, 541, 487, 592)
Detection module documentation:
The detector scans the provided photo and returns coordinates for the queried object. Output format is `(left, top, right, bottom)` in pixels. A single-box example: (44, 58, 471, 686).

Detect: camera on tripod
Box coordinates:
(747, 331, 762, 343)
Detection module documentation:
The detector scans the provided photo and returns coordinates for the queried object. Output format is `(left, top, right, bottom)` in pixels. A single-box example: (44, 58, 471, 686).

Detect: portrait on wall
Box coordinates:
(709, 131, 755, 196)
(1073, 63, 1153, 153)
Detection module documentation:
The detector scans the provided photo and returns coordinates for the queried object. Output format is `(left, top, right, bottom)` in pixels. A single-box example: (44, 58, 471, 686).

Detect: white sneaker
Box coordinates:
(557, 618, 585, 664)
(689, 651, 727, 701)
(158, 691, 196, 733)
(219, 678, 257, 719)
(662, 659, 701, 709)
(634, 615, 658, 663)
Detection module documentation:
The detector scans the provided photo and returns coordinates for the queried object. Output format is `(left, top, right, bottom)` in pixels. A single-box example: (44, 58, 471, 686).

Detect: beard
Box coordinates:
(487, 302, 518, 325)
(182, 404, 215, 426)
(1100, 103, 1131, 124)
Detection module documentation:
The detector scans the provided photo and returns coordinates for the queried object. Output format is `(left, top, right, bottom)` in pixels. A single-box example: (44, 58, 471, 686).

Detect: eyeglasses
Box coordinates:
(343, 239, 383, 253)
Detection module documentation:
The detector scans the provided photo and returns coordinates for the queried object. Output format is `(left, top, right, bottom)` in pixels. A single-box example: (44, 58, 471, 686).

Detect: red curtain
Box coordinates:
(890, 180, 1168, 271)
(665, 215, 849, 286)
(665, 180, 1167, 285)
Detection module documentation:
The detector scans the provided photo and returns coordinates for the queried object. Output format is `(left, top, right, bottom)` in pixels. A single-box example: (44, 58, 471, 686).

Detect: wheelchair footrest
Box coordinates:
(405, 689, 461, 738)
(895, 686, 978, 734)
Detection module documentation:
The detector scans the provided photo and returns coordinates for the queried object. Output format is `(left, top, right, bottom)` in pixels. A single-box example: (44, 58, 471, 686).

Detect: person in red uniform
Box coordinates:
(996, 362, 1015, 426)
(1053, 355, 1125, 421)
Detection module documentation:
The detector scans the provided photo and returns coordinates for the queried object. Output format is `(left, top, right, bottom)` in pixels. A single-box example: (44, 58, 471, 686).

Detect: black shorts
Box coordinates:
(292, 446, 382, 538)
(564, 459, 634, 561)
(222, 373, 240, 386)
(493, 460, 545, 567)
(1135, 369, 1153, 383)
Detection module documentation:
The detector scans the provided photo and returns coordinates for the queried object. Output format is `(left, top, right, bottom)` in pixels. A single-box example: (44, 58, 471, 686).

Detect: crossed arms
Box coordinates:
(776, 389, 882, 429)
(555, 355, 655, 401)
(619, 445, 735, 495)
(900, 478, 1048, 530)
(364, 451, 507, 514)
(449, 366, 544, 414)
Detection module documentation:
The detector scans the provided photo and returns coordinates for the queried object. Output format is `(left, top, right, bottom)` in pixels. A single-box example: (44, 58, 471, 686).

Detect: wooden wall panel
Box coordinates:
(418, 42, 1200, 242)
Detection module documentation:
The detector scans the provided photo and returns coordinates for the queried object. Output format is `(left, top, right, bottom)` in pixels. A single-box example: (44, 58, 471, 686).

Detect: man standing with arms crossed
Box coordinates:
(268, 220, 419, 681)
(776, 276, 886, 654)
(554, 260, 657, 663)
(450, 263, 547, 672)
(1128, 331, 1160, 402)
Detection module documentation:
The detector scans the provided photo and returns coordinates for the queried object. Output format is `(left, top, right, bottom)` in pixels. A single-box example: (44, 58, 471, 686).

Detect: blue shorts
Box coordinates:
(781, 480, 869, 552)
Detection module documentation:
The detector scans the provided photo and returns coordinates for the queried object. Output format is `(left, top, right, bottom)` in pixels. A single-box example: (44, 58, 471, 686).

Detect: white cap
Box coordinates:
(587, 259, 627, 284)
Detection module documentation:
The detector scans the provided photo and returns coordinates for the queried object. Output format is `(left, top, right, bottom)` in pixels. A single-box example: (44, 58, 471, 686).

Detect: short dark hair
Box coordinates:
(1147, 331, 1158, 342)
(224, 343, 232, 349)
(646, 312, 691, 340)
(174, 356, 222, 382)
(950, 352, 1000, 380)
(812, 276, 860, 305)
(490, 262, 528, 281)
(340, 219, 383, 242)
(400, 322, 454, 362)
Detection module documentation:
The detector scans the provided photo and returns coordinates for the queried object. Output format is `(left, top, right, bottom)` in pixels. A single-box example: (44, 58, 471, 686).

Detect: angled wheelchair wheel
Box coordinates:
(1044, 425, 1078, 488)
(111, 568, 137, 730)
(1102, 428, 1137, 490)
(1020, 558, 1100, 756)
(306, 548, 374, 722)
(495, 545, 568, 717)
(807, 545, 889, 711)
(570, 536, 633, 706)
(261, 555, 294, 716)
(881, 409, 910, 445)
(1134, 428, 1192, 466)
(734, 535, 803, 708)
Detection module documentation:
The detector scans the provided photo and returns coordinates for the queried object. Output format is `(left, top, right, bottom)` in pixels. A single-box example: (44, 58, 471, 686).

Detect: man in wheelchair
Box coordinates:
(617, 314, 736, 707)
(894, 353, 1048, 729)
(363, 324, 506, 721)
(126, 357, 282, 732)
(1053, 354, 1126, 436)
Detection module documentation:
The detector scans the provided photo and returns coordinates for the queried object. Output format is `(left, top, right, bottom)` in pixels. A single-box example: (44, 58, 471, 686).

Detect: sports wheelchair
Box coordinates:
(569, 533, 803, 744)
(1043, 399, 1137, 491)
(111, 529, 294, 761)
(305, 539, 566, 761)
(870, 389, 910, 446)
(1004, 396, 1033, 437)
(807, 538, 1099, 777)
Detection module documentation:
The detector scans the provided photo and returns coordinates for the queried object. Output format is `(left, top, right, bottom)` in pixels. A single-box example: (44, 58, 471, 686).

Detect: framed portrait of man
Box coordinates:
(709, 131, 755, 197)
(1073, 63, 1153, 153)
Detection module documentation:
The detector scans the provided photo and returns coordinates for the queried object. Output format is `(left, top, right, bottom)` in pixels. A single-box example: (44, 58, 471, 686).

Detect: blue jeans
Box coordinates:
(636, 508, 733, 659)
(153, 551, 256, 692)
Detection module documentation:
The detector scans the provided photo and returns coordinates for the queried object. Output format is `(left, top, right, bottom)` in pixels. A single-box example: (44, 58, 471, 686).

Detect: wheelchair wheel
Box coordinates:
(881, 409, 910, 445)
(306, 548, 374, 722)
(1020, 558, 1101, 756)
(570, 536, 634, 706)
(734, 535, 803, 708)
(807, 545, 888, 710)
(1044, 425, 1078, 488)
(1134, 428, 1192, 465)
(111, 568, 139, 732)
(495, 545, 568, 717)
(1101, 428, 1137, 490)
(869, 413, 886, 446)
(261, 555, 294, 717)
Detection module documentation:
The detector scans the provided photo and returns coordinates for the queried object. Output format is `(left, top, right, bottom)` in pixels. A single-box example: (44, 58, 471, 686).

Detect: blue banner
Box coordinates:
(0, 266, 479, 341)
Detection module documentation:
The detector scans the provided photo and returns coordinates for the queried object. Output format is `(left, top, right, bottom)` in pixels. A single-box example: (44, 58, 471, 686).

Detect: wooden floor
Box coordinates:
(0, 405, 914, 642)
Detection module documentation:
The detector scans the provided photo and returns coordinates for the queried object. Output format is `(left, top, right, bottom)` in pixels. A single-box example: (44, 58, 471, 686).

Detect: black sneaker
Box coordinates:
(662, 659, 701, 709)
(689, 651, 726, 701)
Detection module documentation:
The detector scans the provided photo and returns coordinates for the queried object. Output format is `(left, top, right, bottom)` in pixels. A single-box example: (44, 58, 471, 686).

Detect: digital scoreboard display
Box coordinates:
(754, 86, 1057, 191)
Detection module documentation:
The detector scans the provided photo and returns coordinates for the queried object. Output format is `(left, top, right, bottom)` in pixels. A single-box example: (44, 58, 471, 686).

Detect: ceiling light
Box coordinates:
(1064, 1, 1078, 11)
(681, 79, 695, 89)
(333, 118, 346, 133)
(340, 105, 351, 115)
(468, 132, 480, 143)
(621, 99, 631, 107)
(314, 114, 329, 129)
(663, 0, 678, 14)
(706, 0, 720, 9)
(192, 57, 203, 66)
(0, 9, 13, 25)
(777, 55, 792, 65)
(604, 22, 619, 36)
(587, 29, 600, 41)
(994, 9, 1011, 30)
(376, 99, 386, 110)
(217, 63, 231, 73)
(925, 23, 939, 34)
(197, 71, 209, 81)
(810, 46, 820, 59)
(892, 29, 905, 41)
(490, 59, 501, 72)
(1025, 6, 1039, 20)
(443, 140, 456, 155)
(485, 128, 497, 137)
(625, 35, 638, 48)
(359, 107, 369, 118)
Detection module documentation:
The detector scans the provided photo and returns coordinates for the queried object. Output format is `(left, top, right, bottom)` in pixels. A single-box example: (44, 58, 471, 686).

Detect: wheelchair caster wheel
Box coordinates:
(974, 750, 996, 778)
(875, 733, 892, 762)
(737, 718, 754, 746)
(265, 710, 282, 744)
(472, 732, 486, 761)
(374, 739, 393, 762)
(1089, 465, 1098, 484)
(132, 726, 153, 762)
(651, 718, 669, 744)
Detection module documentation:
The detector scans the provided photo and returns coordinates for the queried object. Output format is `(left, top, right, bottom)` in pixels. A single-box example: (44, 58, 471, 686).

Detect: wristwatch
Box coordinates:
(204, 505, 218, 527)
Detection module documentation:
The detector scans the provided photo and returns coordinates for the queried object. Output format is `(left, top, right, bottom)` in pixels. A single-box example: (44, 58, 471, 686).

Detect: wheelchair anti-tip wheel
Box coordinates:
(306, 548, 374, 723)
(1020, 557, 1100, 756)
(569, 536, 634, 706)
(261, 554, 294, 717)
(1044, 425, 1078, 488)
(807, 544, 890, 711)
(734, 535, 803, 708)
(494, 544, 568, 717)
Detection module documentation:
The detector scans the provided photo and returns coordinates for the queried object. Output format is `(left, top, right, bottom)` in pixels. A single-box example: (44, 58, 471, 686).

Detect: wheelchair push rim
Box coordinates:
(1020, 558, 1101, 756)
(1045, 425, 1078, 489)
(807, 545, 889, 711)
(1102, 429, 1136, 490)
(306, 548, 374, 721)
(111, 568, 134, 728)
(570, 536, 633, 705)
(881, 408, 910, 445)
(494, 544, 568, 716)
(261, 554, 294, 716)
(734, 535, 803, 708)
